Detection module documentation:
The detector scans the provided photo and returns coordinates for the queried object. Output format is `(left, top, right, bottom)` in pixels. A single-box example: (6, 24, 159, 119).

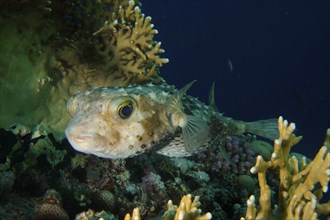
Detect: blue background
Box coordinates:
(142, 0, 330, 159)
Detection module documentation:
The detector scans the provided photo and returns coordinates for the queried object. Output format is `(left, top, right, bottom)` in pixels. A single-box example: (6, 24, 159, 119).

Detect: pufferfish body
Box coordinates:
(65, 81, 277, 159)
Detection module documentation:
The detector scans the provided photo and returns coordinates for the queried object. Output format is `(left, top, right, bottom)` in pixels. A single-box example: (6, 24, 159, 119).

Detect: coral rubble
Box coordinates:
(241, 116, 330, 220)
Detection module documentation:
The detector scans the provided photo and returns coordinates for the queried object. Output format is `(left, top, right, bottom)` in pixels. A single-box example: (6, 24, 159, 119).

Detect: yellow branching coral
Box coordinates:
(124, 208, 141, 220)
(93, 0, 169, 85)
(163, 194, 212, 220)
(121, 194, 212, 220)
(241, 116, 330, 220)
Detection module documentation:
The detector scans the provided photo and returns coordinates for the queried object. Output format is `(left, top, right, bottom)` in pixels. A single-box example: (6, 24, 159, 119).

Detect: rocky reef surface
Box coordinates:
(1, 119, 329, 220)
(0, 125, 258, 219)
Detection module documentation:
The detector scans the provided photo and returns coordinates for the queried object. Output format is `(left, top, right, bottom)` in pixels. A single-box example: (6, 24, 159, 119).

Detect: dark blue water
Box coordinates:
(142, 1, 330, 159)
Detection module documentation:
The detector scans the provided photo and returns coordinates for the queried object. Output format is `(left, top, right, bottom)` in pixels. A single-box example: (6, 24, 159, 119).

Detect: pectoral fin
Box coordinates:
(182, 114, 209, 153)
(165, 80, 209, 153)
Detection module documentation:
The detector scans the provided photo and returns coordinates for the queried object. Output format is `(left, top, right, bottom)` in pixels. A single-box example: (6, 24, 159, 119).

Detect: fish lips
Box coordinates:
(64, 120, 104, 155)
(65, 129, 93, 152)
(65, 128, 125, 159)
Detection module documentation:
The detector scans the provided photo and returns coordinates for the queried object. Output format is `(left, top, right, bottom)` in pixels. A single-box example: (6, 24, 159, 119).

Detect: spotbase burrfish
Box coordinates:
(65, 81, 277, 159)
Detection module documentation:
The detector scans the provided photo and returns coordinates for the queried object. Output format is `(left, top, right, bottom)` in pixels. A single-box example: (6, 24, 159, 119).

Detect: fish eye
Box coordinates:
(109, 96, 137, 120)
(117, 101, 134, 119)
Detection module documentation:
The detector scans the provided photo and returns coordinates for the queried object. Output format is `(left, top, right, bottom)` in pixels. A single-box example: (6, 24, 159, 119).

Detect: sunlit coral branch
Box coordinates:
(122, 194, 212, 220)
(124, 208, 141, 220)
(76, 194, 212, 220)
(241, 116, 330, 220)
(163, 194, 212, 220)
(93, 0, 168, 84)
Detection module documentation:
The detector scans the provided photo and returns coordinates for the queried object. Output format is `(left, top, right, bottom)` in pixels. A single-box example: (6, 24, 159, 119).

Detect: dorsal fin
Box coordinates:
(177, 80, 197, 100)
(208, 82, 218, 111)
(165, 80, 196, 115)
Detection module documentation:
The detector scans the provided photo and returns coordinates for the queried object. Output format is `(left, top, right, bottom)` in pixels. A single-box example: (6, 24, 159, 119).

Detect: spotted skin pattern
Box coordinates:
(65, 83, 270, 159)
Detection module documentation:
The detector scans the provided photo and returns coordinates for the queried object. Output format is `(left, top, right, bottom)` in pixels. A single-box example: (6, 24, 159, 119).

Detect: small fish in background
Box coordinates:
(65, 81, 278, 159)
(227, 57, 233, 73)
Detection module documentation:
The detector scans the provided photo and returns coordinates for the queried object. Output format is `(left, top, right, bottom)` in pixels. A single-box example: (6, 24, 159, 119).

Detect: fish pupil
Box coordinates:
(119, 104, 133, 119)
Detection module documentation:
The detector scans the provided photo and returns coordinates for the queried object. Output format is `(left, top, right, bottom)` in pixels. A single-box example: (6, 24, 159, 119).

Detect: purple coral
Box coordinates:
(196, 136, 255, 175)
(141, 171, 166, 194)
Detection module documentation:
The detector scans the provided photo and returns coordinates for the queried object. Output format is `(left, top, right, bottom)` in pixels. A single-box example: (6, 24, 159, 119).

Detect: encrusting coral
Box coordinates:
(241, 116, 330, 220)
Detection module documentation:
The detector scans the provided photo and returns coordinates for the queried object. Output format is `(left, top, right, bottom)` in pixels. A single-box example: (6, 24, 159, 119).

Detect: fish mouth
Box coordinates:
(72, 134, 94, 143)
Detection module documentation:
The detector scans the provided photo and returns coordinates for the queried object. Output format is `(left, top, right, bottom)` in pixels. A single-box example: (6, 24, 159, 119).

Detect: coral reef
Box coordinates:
(75, 209, 117, 220)
(75, 194, 211, 220)
(124, 208, 141, 220)
(93, 0, 169, 84)
(1, 113, 328, 219)
(141, 171, 166, 195)
(22, 137, 67, 170)
(0, 0, 167, 139)
(78, 210, 133, 220)
(0, 127, 248, 219)
(195, 136, 256, 175)
(1, 1, 328, 220)
(241, 116, 330, 220)
(0, 193, 36, 220)
(163, 194, 212, 220)
(237, 175, 257, 195)
(32, 189, 70, 220)
(0, 170, 15, 195)
(250, 140, 273, 161)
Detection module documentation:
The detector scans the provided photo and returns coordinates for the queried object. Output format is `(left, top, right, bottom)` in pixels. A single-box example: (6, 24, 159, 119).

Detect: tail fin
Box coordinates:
(245, 118, 279, 140)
